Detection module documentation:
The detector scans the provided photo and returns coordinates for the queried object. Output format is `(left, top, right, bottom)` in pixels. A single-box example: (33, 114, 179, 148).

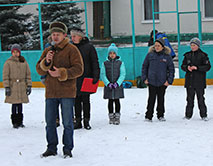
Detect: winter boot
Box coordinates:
(83, 118, 91, 130)
(74, 118, 82, 130)
(11, 114, 19, 128)
(63, 148, 73, 158)
(108, 113, 114, 124)
(114, 113, 120, 125)
(17, 113, 25, 128)
(41, 149, 57, 158)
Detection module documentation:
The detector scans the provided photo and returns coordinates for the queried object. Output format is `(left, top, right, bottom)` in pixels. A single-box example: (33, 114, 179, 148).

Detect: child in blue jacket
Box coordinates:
(101, 43, 126, 125)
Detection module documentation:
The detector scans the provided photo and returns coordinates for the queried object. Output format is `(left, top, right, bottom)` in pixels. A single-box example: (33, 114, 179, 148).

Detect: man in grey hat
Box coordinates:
(181, 37, 211, 121)
(36, 21, 84, 158)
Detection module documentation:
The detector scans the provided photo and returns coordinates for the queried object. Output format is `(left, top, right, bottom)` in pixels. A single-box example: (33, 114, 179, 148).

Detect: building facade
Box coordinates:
(22, 0, 213, 39)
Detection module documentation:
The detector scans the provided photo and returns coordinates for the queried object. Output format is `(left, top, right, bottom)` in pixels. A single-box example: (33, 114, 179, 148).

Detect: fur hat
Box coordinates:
(155, 38, 165, 47)
(49, 21, 68, 34)
(190, 37, 200, 47)
(108, 43, 118, 56)
(70, 27, 85, 37)
(11, 44, 21, 54)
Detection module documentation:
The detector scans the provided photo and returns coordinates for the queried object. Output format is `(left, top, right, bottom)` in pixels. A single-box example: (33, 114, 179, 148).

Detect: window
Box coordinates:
(143, 0, 159, 21)
(204, 0, 213, 18)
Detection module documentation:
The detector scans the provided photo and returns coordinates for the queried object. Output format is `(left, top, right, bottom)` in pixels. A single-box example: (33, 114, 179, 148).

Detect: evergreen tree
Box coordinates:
(0, 0, 32, 51)
(30, 0, 84, 50)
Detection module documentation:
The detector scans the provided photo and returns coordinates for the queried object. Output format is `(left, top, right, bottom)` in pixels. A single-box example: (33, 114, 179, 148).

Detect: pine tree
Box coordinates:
(0, 0, 32, 51)
(30, 0, 84, 50)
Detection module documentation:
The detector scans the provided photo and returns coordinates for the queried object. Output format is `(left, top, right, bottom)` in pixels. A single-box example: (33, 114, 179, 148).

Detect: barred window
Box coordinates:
(144, 0, 159, 20)
(204, 0, 213, 18)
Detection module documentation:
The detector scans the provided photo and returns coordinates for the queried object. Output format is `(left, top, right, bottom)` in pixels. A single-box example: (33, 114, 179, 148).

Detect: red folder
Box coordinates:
(80, 78, 99, 93)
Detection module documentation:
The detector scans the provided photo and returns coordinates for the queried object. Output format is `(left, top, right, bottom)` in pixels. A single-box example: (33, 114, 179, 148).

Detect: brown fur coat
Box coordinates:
(36, 38, 84, 98)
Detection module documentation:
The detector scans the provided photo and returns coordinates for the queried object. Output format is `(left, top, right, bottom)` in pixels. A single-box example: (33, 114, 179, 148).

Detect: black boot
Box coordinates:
(41, 149, 57, 158)
(83, 118, 91, 130)
(74, 118, 82, 129)
(17, 113, 25, 128)
(11, 114, 19, 128)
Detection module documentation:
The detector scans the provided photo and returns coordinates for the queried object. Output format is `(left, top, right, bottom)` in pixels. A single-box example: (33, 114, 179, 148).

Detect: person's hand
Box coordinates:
(144, 79, 148, 85)
(5, 87, 11, 96)
(188, 66, 192, 72)
(113, 82, 119, 89)
(108, 83, 114, 89)
(92, 78, 99, 84)
(48, 66, 61, 78)
(164, 81, 169, 86)
(191, 66, 197, 70)
(26, 86, 31, 95)
(46, 50, 54, 63)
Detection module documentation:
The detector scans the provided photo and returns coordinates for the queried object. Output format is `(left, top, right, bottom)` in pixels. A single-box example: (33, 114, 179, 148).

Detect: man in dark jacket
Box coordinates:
(181, 37, 211, 121)
(142, 38, 175, 122)
(71, 28, 100, 130)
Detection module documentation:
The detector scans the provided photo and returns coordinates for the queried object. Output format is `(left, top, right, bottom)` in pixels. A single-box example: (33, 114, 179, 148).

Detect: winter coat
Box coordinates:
(73, 37, 100, 95)
(3, 56, 32, 104)
(181, 48, 211, 89)
(142, 46, 175, 87)
(101, 56, 126, 99)
(36, 38, 84, 98)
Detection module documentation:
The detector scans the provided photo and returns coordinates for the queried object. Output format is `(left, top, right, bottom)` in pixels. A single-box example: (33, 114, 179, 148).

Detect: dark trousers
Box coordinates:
(12, 103, 23, 115)
(45, 98, 74, 153)
(145, 84, 167, 120)
(108, 99, 120, 114)
(11, 103, 23, 125)
(74, 94, 90, 120)
(185, 88, 207, 118)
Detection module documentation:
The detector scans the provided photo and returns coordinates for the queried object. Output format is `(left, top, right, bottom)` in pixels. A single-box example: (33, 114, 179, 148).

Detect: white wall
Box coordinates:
(15, 0, 213, 37)
(110, 0, 213, 36)
(79, 2, 94, 37)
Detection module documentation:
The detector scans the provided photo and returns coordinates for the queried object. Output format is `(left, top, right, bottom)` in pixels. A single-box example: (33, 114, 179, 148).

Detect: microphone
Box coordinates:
(50, 41, 56, 52)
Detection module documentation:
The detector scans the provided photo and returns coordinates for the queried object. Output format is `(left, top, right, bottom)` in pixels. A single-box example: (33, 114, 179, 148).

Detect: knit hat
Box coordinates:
(108, 43, 118, 56)
(49, 21, 68, 34)
(155, 38, 165, 47)
(190, 37, 200, 47)
(11, 44, 21, 54)
(70, 27, 85, 37)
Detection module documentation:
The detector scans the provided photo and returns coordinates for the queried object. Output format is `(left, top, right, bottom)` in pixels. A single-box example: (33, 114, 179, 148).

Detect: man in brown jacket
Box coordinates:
(36, 22, 83, 158)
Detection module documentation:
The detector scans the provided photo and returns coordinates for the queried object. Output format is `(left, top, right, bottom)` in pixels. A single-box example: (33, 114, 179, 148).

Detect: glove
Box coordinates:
(26, 86, 31, 95)
(92, 78, 99, 84)
(5, 87, 11, 96)
(113, 82, 119, 89)
(107, 83, 114, 89)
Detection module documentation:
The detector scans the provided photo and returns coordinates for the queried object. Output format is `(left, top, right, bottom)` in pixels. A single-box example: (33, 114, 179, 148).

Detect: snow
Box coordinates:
(0, 86, 213, 166)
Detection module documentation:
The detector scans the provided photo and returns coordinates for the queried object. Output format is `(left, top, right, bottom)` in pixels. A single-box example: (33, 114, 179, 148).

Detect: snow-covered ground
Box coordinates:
(0, 86, 213, 166)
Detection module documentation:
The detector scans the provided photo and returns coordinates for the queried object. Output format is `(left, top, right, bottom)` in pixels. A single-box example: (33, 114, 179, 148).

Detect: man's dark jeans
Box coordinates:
(45, 98, 75, 153)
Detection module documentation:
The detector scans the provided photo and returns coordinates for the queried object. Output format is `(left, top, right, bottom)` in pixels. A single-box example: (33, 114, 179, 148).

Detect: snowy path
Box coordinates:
(0, 86, 213, 166)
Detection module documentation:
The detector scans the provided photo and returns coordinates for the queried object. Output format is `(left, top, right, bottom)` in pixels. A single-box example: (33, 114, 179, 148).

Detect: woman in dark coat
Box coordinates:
(71, 28, 100, 130)
(142, 38, 175, 122)
(181, 37, 211, 121)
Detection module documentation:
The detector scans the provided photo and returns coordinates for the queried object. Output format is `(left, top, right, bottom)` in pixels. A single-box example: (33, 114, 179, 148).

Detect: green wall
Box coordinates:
(1, 45, 213, 82)
(0, 51, 42, 82)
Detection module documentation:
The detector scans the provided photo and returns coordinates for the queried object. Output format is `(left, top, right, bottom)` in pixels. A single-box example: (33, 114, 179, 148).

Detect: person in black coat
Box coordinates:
(142, 38, 175, 122)
(181, 37, 211, 121)
(71, 28, 100, 130)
